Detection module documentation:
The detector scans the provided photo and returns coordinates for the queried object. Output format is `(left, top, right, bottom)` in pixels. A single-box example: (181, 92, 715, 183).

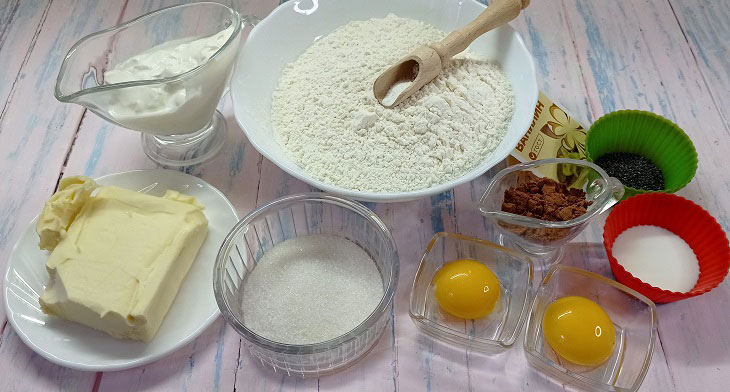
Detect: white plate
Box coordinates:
(3, 169, 239, 371)
(231, 0, 538, 202)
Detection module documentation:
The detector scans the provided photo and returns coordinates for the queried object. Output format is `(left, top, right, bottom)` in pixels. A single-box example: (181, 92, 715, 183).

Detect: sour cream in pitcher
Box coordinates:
(104, 25, 237, 135)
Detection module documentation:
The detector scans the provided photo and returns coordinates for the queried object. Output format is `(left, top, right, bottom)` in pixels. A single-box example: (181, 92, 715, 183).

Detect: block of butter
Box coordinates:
(37, 176, 208, 341)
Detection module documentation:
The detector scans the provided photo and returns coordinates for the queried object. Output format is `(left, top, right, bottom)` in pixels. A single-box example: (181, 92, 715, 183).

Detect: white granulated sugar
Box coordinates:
(241, 234, 383, 345)
(613, 225, 699, 293)
(271, 14, 515, 192)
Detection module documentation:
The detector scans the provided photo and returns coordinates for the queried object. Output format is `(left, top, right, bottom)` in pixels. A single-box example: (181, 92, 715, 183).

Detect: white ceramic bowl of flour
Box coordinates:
(231, 0, 537, 202)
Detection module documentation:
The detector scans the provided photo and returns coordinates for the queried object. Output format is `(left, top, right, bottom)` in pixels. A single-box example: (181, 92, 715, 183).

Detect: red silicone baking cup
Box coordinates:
(603, 193, 730, 303)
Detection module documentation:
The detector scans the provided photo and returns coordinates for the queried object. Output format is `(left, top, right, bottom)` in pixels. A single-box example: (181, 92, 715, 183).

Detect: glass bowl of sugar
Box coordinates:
(213, 193, 399, 378)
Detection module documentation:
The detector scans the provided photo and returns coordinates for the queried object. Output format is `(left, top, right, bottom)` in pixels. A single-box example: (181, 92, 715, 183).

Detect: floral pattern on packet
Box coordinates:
(511, 92, 589, 189)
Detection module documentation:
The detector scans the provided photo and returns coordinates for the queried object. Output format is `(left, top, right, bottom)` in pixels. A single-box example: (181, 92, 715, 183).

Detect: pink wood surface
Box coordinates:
(0, 0, 728, 391)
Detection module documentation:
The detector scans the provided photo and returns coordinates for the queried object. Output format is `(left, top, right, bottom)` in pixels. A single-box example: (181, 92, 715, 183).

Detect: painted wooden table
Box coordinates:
(1, 0, 729, 391)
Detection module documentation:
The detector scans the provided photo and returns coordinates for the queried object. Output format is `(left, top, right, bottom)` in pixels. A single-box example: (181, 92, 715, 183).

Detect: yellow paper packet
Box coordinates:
(509, 92, 589, 188)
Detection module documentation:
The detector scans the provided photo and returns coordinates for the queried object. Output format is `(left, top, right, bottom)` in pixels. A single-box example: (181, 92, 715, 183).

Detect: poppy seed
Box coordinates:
(594, 152, 664, 191)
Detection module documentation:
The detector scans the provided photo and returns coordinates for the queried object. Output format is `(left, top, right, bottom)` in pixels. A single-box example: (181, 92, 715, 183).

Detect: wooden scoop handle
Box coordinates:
(431, 0, 529, 62)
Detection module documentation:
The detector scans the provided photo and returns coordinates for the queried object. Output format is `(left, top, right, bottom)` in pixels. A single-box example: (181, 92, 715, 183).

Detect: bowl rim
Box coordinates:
(603, 192, 730, 300)
(408, 232, 534, 349)
(230, 0, 539, 202)
(213, 192, 400, 354)
(478, 158, 623, 229)
(523, 264, 658, 392)
(55, 2, 242, 102)
(585, 109, 698, 195)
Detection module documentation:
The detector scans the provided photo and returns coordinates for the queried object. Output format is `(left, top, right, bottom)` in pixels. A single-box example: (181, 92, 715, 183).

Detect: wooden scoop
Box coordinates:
(373, 0, 530, 108)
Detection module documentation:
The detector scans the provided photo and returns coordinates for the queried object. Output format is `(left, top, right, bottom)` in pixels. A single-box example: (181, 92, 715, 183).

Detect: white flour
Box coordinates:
(382, 80, 413, 106)
(271, 14, 515, 192)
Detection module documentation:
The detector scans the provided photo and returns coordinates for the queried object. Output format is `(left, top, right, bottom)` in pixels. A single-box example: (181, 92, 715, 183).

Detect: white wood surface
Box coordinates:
(0, 0, 728, 391)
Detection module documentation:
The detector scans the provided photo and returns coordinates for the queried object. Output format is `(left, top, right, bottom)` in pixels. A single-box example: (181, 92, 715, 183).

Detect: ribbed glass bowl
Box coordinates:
(213, 193, 399, 377)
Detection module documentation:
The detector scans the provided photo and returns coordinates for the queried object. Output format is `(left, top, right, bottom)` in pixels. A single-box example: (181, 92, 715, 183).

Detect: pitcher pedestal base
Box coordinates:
(142, 110, 227, 167)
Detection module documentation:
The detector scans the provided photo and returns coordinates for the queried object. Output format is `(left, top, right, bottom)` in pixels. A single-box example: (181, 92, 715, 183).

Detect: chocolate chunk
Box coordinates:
(499, 176, 593, 243)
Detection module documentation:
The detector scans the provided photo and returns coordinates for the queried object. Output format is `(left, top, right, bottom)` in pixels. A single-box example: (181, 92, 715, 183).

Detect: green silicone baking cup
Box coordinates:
(585, 110, 697, 199)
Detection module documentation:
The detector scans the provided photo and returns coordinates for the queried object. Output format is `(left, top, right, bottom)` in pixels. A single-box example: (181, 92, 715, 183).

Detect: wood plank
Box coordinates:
(94, 319, 241, 392)
(0, 0, 50, 112)
(561, 0, 730, 390)
(0, 320, 97, 392)
(501, 0, 593, 125)
(669, 0, 730, 129)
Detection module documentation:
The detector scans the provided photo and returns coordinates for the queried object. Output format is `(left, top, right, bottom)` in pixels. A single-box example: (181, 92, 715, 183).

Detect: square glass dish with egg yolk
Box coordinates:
(408, 232, 534, 353)
(524, 265, 657, 392)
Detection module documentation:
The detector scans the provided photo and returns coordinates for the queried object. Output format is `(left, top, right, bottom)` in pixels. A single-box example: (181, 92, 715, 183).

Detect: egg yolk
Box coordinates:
(432, 259, 500, 319)
(543, 296, 616, 367)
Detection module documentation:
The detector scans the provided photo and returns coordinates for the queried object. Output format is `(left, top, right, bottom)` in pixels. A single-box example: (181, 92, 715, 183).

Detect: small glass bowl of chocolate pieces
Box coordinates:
(478, 158, 624, 271)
